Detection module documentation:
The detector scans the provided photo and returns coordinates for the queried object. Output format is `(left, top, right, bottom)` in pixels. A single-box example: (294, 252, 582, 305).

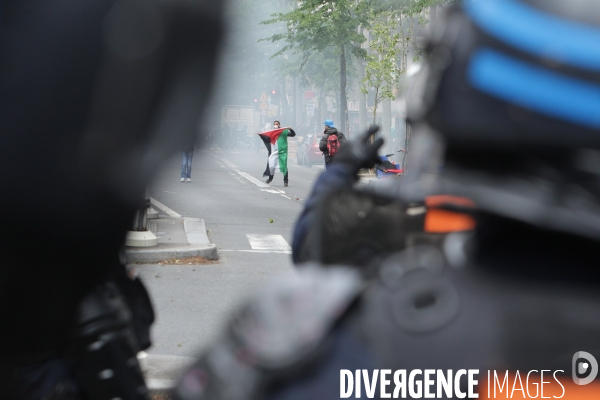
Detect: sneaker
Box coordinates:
(186, 178, 192, 182)
(180, 178, 185, 182)
(284, 182, 288, 187)
(265, 178, 273, 184)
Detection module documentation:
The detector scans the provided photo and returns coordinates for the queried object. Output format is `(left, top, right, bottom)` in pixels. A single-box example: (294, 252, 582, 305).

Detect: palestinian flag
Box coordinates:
(259, 128, 290, 176)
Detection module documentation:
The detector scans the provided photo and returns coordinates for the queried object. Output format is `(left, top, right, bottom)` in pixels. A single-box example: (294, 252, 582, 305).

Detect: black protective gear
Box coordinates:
(0, 0, 224, 359)
(11, 269, 153, 400)
(68, 280, 149, 400)
(1, 0, 225, 395)
(299, 187, 428, 274)
(330, 126, 384, 175)
(407, 0, 600, 152)
(404, 0, 600, 242)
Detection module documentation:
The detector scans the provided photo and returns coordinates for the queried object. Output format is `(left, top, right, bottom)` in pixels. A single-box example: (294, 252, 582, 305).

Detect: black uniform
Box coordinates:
(1, 0, 225, 398)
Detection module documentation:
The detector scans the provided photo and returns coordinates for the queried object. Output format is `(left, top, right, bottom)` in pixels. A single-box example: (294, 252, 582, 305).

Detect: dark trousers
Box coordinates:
(269, 172, 288, 183)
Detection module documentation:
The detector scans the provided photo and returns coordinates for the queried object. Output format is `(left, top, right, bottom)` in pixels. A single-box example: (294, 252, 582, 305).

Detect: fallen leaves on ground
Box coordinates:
(158, 256, 217, 265)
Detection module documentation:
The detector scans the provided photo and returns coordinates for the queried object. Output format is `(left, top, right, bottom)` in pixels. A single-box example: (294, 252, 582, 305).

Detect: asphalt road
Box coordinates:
(139, 141, 323, 358)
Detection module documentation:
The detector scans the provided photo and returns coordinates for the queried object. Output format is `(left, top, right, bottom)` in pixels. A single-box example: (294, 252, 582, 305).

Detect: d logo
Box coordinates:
(572, 351, 598, 385)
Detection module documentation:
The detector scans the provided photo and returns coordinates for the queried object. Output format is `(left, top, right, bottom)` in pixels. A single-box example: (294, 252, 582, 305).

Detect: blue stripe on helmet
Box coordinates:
(468, 49, 600, 129)
(464, 0, 600, 72)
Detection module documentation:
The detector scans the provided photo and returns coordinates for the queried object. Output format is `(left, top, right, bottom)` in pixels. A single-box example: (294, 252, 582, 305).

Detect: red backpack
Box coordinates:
(327, 134, 340, 157)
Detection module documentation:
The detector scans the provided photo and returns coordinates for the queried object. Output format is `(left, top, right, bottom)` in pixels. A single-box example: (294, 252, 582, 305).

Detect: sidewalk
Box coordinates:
(125, 212, 216, 396)
(124, 214, 218, 263)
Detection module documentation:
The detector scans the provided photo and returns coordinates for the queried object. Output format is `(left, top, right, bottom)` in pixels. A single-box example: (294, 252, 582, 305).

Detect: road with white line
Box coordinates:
(139, 143, 323, 362)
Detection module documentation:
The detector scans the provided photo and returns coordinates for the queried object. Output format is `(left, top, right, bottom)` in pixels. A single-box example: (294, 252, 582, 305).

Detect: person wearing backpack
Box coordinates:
(319, 119, 346, 169)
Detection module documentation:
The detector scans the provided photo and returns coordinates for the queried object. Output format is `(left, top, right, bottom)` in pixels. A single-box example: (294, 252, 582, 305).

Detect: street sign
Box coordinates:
(307, 104, 314, 112)
(304, 91, 316, 98)
(260, 102, 268, 110)
(261, 110, 267, 116)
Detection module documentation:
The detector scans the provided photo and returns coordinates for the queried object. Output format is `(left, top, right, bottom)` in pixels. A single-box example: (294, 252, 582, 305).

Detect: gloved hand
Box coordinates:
(332, 126, 384, 175)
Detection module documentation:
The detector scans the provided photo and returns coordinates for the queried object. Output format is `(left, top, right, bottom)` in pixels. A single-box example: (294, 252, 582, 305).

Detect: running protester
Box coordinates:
(259, 121, 296, 187)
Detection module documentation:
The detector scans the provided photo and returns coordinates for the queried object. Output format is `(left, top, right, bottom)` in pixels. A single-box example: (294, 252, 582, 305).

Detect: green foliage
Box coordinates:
(251, 0, 456, 126)
(361, 14, 401, 123)
(261, 0, 368, 59)
(261, 0, 372, 131)
(366, 0, 454, 16)
(260, 0, 367, 96)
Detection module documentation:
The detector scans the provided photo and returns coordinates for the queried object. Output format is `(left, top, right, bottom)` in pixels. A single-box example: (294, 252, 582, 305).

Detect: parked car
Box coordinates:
(297, 134, 325, 166)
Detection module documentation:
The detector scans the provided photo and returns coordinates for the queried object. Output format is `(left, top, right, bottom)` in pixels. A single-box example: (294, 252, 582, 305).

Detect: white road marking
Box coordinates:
(261, 188, 286, 194)
(150, 197, 182, 218)
(219, 157, 237, 169)
(216, 156, 271, 188)
(237, 171, 270, 187)
(246, 234, 291, 251)
(220, 249, 292, 254)
(213, 156, 305, 202)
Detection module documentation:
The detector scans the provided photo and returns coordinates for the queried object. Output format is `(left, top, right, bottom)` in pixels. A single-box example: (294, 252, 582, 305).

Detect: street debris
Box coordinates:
(158, 256, 217, 265)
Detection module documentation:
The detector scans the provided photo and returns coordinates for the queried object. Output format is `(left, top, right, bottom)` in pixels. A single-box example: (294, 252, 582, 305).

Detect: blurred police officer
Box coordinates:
(175, 1, 600, 399)
(0, 0, 225, 398)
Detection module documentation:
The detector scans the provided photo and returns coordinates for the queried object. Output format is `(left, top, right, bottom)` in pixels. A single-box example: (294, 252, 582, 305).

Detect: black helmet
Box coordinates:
(409, 0, 600, 151)
(406, 0, 600, 240)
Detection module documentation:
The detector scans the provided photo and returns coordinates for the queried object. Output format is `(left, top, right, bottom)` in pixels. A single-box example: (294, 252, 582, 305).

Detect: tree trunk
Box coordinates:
(382, 98, 392, 154)
(292, 76, 297, 127)
(357, 59, 368, 132)
(372, 93, 379, 127)
(339, 46, 347, 133)
(295, 77, 303, 128)
(280, 79, 287, 120)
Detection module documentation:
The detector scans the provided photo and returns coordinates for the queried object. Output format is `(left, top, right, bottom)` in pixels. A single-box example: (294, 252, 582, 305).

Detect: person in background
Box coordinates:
(319, 119, 346, 169)
(180, 138, 195, 182)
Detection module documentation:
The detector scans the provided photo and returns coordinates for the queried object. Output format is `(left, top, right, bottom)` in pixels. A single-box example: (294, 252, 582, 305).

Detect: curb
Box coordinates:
(125, 243, 218, 263)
